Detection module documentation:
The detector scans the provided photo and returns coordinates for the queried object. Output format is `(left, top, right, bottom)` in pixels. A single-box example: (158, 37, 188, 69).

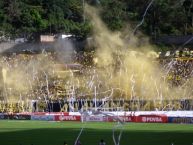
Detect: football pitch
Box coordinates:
(0, 120, 193, 145)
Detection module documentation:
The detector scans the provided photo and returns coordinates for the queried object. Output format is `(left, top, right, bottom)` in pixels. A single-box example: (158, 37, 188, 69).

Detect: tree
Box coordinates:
(0, 0, 192, 41)
(100, 0, 127, 30)
(183, 0, 193, 34)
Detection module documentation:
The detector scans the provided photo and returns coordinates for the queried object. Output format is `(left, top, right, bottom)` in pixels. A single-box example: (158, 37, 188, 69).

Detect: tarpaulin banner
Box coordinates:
(168, 117, 193, 124)
(135, 115, 168, 123)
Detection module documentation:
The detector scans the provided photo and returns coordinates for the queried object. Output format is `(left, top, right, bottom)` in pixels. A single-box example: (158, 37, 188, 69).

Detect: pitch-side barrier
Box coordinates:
(0, 111, 193, 124)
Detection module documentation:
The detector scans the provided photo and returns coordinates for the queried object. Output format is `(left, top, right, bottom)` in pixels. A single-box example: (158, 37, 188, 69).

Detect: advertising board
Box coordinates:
(54, 115, 81, 121)
(168, 117, 193, 124)
(3, 114, 31, 120)
(106, 116, 135, 122)
(136, 115, 168, 123)
(0, 114, 4, 119)
(31, 115, 54, 121)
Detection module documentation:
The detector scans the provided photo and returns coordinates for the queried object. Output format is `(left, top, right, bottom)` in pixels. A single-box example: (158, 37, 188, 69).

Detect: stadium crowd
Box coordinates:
(0, 51, 192, 113)
(160, 58, 193, 86)
(0, 98, 192, 113)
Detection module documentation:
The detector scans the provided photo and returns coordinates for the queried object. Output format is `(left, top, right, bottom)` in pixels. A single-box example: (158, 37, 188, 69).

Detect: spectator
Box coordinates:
(75, 140, 82, 145)
(64, 141, 67, 145)
(99, 139, 106, 145)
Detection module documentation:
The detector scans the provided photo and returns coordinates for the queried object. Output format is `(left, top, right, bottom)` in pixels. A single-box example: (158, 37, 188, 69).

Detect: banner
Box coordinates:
(135, 115, 168, 123)
(31, 115, 54, 121)
(54, 115, 81, 121)
(82, 115, 135, 122)
(106, 116, 135, 122)
(168, 117, 193, 124)
(83, 115, 104, 122)
(32, 112, 47, 115)
(3, 114, 31, 120)
(45, 112, 69, 116)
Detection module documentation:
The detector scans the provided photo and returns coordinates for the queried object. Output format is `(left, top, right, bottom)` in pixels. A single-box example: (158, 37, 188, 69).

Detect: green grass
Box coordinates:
(0, 120, 193, 145)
